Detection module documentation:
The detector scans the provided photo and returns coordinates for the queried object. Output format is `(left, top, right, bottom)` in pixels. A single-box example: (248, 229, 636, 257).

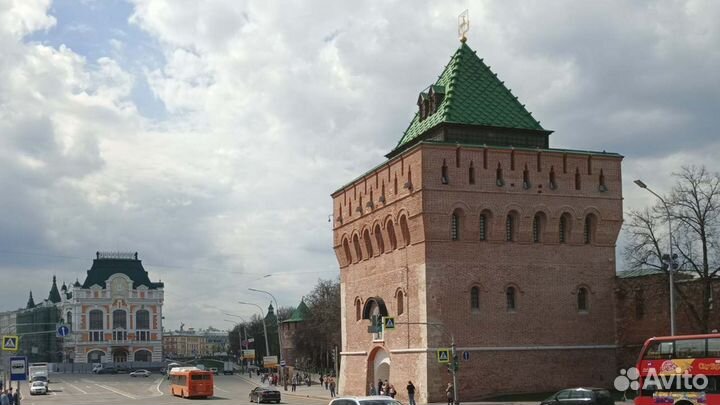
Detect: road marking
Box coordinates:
(154, 377, 164, 396)
(94, 383, 137, 399)
(65, 381, 89, 394)
(214, 384, 230, 393)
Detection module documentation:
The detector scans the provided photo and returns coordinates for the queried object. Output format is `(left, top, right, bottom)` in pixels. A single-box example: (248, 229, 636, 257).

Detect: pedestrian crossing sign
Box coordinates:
(383, 316, 395, 330)
(2, 335, 19, 351)
(437, 348, 450, 363)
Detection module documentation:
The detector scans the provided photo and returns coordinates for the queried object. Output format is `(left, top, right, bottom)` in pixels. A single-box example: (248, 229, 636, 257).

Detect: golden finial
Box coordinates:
(458, 10, 469, 43)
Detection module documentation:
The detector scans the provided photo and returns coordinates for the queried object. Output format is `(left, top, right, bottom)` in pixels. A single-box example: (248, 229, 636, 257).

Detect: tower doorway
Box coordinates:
(368, 347, 391, 394)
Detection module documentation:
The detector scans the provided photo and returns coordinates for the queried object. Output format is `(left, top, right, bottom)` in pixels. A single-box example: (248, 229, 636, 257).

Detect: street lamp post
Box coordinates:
(248, 288, 284, 369)
(238, 302, 271, 357)
(634, 179, 676, 335)
(223, 318, 247, 367)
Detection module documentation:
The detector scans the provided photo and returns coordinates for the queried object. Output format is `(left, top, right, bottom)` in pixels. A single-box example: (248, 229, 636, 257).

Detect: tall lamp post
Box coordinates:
(248, 288, 284, 369)
(224, 317, 248, 369)
(238, 301, 271, 357)
(634, 179, 677, 335)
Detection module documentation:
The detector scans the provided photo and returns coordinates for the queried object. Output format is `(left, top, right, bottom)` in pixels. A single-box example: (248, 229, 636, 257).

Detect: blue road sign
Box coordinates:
(10, 356, 27, 381)
(57, 324, 70, 337)
(462, 351, 470, 361)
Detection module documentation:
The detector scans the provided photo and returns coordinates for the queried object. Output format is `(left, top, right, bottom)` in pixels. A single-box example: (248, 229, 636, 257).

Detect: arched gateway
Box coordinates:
(367, 347, 390, 394)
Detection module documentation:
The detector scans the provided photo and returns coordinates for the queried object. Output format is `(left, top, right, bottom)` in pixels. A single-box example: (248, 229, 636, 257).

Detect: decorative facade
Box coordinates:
(60, 252, 164, 363)
(332, 40, 623, 401)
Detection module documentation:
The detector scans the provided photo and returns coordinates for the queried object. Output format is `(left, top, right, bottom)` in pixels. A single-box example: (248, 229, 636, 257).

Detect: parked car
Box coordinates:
(92, 364, 103, 373)
(209, 367, 219, 375)
(30, 381, 48, 395)
(249, 387, 281, 403)
(96, 366, 118, 374)
(130, 369, 151, 377)
(540, 388, 615, 405)
(329, 396, 402, 405)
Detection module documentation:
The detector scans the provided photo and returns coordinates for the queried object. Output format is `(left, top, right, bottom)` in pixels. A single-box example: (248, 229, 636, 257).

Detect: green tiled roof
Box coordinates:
(391, 42, 545, 154)
(283, 299, 311, 323)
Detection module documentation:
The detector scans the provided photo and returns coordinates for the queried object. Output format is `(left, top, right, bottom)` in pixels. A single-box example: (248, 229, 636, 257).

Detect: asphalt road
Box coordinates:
(16, 374, 328, 405)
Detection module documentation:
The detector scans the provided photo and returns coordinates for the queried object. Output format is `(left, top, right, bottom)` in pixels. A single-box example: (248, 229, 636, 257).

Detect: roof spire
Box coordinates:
(26, 291, 36, 309)
(458, 10, 469, 43)
(48, 275, 62, 304)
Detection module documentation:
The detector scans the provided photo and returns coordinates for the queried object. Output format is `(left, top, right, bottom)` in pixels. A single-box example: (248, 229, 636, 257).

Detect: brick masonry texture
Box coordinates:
(332, 143, 624, 401)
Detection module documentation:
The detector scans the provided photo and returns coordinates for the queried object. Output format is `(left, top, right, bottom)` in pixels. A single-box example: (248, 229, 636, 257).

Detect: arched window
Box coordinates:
(532, 214, 542, 243)
(469, 162, 475, 184)
(134, 350, 151, 362)
(67, 311, 72, 325)
(353, 234, 362, 262)
(560, 214, 571, 244)
(575, 168, 581, 190)
(387, 221, 398, 250)
(549, 166, 557, 189)
(599, 169, 607, 192)
(479, 212, 489, 241)
(374, 225, 385, 254)
(136, 310, 150, 330)
(363, 229, 374, 257)
(451, 212, 460, 241)
(399, 216, 411, 247)
(113, 310, 126, 329)
(397, 291, 404, 316)
(441, 160, 449, 184)
(355, 299, 362, 321)
(583, 214, 596, 244)
(506, 287, 517, 311)
(496, 163, 504, 186)
(578, 287, 589, 312)
(342, 239, 352, 265)
(506, 213, 516, 242)
(470, 287, 479, 310)
(89, 310, 103, 330)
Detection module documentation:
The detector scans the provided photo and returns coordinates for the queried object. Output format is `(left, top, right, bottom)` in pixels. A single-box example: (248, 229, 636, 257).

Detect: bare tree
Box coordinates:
(624, 166, 720, 332)
(292, 278, 340, 371)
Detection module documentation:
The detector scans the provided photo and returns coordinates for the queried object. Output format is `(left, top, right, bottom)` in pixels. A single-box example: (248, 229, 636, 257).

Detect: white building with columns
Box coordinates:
(60, 252, 164, 364)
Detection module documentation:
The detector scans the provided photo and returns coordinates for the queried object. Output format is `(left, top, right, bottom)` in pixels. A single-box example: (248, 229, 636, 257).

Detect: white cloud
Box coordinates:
(0, 0, 719, 330)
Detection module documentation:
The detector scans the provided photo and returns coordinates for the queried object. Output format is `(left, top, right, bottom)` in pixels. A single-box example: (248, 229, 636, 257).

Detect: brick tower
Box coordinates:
(332, 40, 623, 402)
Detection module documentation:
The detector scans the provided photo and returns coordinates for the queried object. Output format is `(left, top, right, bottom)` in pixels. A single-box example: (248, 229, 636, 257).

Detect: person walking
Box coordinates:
(291, 375, 297, 392)
(11, 390, 19, 405)
(377, 379, 383, 396)
(329, 377, 337, 398)
(369, 383, 377, 395)
(407, 381, 416, 405)
(7, 388, 13, 405)
(388, 384, 396, 398)
(325, 375, 329, 390)
(0, 391, 8, 405)
(445, 382, 454, 405)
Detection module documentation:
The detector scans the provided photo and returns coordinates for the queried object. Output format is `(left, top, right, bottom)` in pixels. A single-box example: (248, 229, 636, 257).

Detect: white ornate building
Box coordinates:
(60, 252, 164, 364)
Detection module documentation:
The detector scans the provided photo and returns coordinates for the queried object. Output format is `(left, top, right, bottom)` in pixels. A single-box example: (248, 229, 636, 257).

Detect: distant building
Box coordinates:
(163, 328, 211, 358)
(60, 252, 165, 363)
(280, 299, 311, 367)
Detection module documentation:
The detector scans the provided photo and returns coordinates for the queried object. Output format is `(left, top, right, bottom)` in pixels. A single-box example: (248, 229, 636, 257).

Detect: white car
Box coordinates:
(329, 396, 403, 405)
(130, 369, 151, 377)
(30, 381, 48, 395)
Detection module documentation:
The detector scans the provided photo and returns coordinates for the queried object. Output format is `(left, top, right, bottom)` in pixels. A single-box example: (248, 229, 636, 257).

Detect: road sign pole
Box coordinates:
(451, 338, 458, 405)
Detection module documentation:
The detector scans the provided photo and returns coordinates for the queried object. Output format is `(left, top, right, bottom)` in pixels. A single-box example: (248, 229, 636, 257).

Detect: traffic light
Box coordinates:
(452, 354, 459, 372)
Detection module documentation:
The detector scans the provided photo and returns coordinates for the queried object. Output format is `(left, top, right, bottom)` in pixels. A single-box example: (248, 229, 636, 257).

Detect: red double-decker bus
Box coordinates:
(635, 333, 720, 405)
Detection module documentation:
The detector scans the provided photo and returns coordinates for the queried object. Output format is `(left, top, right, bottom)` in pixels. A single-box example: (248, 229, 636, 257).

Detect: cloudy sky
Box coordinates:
(1, 0, 719, 330)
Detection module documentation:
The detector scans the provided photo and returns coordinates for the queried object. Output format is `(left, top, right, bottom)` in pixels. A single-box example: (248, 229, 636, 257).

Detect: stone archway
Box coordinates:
(367, 347, 391, 394)
(134, 349, 151, 362)
(112, 348, 128, 363)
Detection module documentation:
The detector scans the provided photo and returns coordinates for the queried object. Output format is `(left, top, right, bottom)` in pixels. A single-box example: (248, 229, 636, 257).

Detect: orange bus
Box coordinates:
(169, 367, 214, 399)
(635, 333, 720, 405)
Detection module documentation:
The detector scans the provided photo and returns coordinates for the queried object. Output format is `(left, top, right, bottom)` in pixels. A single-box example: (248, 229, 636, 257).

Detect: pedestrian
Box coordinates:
(407, 381, 416, 405)
(388, 384, 396, 398)
(369, 383, 376, 395)
(0, 390, 9, 405)
(445, 382, 454, 405)
(329, 377, 336, 398)
(11, 391, 18, 405)
(325, 375, 329, 390)
(319, 374, 324, 388)
(377, 379, 383, 396)
(7, 388, 12, 405)
(291, 375, 297, 392)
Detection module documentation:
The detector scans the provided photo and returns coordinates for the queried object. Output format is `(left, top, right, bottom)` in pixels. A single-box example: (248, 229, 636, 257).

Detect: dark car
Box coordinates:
(249, 387, 281, 403)
(96, 366, 118, 374)
(541, 388, 614, 405)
